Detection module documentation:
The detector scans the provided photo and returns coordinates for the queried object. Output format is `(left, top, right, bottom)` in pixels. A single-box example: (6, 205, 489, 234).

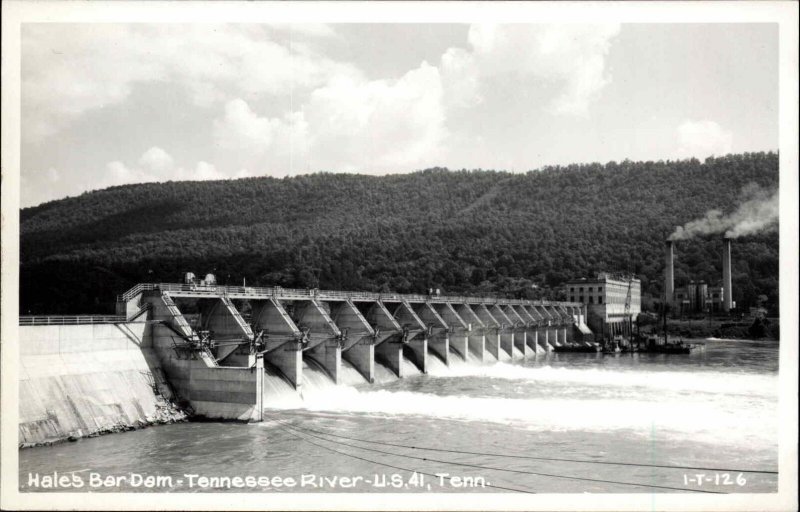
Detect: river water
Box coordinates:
(19, 339, 779, 494)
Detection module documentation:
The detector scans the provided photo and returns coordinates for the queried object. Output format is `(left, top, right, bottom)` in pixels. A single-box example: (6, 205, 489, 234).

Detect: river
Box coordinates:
(19, 338, 779, 494)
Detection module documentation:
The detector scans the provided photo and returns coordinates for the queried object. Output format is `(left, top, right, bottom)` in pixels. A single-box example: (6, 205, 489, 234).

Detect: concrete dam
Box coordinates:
(19, 282, 587, 444)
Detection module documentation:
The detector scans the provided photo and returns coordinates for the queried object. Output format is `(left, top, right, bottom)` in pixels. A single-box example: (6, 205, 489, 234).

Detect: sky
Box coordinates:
(20, 23, 778, 207)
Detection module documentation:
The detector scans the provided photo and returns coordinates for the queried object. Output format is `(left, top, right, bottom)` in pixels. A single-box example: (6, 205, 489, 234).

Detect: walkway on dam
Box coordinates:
(21, 282, 589, 423)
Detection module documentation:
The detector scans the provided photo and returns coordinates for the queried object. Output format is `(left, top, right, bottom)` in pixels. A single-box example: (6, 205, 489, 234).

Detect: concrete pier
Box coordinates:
(434, 303, 469, 361)
(414, 302, 450, 365)
(197, 296, 253, 365)
(251, 298, 304, 389)
(491, 304, 516, 360)
(391, 301, 428, 373)
(503, 305, 529, 358)
(294, 300, 343, 383)
(472, 304, 502, 361)
(521, 305, 547, 352)
(454, 303, 486, 361)
(533, 305, 556, 350)
(365, 301, 405, 378)
(515, 305, 541, 354)
(330, 300, 376, 383)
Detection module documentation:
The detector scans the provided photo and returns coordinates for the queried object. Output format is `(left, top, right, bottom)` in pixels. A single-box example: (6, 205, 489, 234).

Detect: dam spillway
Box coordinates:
(19, 283, 586, 443)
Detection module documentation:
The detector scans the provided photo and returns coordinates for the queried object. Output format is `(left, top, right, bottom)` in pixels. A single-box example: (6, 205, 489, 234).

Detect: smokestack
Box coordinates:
(665, 240, 674, 308)
(722, 237, 732, 312)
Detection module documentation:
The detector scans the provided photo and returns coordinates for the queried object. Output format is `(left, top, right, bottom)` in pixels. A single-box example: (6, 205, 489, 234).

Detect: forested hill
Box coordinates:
(20, 152, 779, 315)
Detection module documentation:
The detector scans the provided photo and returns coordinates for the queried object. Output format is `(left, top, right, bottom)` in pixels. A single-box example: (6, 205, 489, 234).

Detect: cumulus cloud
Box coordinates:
(304, 62, 447, 171)
(214, 99, 294, 154)
(440, 47, 483, 109)
(97, 149, 229, 191)
(22, 24, 356, 143)
(213, 98, 309, 174)
(22, 23, 627, 202)
(677, 119, 733, 158)
(138, 147, 175, 172)
(463, 24, 621, 116)
(103, 160, 158, 188)
(212, 63, 447, 173)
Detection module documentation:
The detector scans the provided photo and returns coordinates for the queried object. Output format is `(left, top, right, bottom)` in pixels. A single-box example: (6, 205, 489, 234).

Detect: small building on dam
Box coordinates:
(18, 282, 587, 445)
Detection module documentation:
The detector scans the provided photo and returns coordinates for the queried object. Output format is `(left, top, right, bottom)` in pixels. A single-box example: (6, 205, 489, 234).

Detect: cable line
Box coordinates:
(278, 412, 777, 475)
(273, 419, 724, 494)
(275, 421, 537, 494)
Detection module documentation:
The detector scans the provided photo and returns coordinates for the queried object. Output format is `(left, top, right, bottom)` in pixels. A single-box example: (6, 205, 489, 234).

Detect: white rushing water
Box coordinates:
(19, 339, 779, 494)
(259, 343, 779, 451)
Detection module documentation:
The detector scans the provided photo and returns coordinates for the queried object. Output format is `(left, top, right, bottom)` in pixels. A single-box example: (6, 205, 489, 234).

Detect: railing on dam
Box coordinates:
(20, 315, 128, 326)
(117, 282, 584, 309)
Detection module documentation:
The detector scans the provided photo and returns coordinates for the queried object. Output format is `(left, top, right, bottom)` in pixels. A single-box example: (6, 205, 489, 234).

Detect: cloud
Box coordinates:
(22, 24, 357, 143)
(270, 24, 338, 39)
(677, 119, 733, 158)
(303, 62, 447, 171)
(21, 167, 66, 206)
(103, 160, 158, 188)
(188, 161, 226, 181)
(464, 24, 621, 116)
(138, 146, 175, 172)
(212, 63, 447, 174)
(212, 98, 309, 174)
(440, 47, 482, 109)
(214, 99, 290, 154)
(96, 149, 228, 191)
(22, 23, 628, 205)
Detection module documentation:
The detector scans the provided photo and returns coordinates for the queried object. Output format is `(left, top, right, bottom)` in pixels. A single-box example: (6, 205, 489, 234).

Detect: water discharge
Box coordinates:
(19, 338, 779, 493)
(260, 340, 778, 451)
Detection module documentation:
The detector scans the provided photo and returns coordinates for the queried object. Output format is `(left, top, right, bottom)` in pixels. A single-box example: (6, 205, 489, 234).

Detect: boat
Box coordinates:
(553, 342, 602, 353)
(642, 334, 695, 354)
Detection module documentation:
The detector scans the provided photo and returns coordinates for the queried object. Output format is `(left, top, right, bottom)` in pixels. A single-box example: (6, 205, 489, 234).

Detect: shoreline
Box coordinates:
(19, 403, 189, 450)
(641, 317, 780, 342)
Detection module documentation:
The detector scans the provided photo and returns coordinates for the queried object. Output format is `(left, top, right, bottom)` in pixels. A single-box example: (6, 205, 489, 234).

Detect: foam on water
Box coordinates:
(265, 384, 776, 450)
(426, 362, 778, 398)
(261, 346, 778, 451)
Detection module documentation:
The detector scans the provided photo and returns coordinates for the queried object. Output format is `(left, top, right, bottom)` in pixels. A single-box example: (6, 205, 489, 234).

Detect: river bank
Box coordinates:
(18, 407, 188, 449)
(640, 317, 780, 341)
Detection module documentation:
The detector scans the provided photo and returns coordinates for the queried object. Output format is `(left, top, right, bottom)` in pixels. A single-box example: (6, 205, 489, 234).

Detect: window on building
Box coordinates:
(598, 286, 603, 292)
(589, 296, 594, 304)
(579, 287, 584, 292)
(570, 296, 575, 302)
(588, 286, 593, 292)
(598, 297, 603, 304)
(570, 287, 574, 292)
(579, 296, 584, 302)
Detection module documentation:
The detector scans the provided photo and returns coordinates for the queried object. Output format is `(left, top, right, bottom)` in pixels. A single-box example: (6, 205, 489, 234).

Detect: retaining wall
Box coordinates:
(18, 322, 185, 446)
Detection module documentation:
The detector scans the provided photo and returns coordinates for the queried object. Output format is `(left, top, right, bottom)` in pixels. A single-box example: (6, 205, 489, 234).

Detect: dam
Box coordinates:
(19, 282, 587, 444)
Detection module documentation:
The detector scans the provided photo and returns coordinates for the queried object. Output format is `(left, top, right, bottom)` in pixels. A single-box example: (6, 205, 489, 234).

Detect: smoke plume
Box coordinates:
(669, 183, 779, 241)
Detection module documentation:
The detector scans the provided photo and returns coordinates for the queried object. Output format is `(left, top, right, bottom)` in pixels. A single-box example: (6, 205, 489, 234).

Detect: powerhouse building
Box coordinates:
(564, 273, 641, 337)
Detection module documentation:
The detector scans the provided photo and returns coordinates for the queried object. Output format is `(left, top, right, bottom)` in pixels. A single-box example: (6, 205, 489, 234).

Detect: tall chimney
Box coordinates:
(722, 237, 732, 312)
(665, 240, 674, 308)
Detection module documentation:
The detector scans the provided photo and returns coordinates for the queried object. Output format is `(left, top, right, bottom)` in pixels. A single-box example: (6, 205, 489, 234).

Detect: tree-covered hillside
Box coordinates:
(20, 152, 779, 315)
